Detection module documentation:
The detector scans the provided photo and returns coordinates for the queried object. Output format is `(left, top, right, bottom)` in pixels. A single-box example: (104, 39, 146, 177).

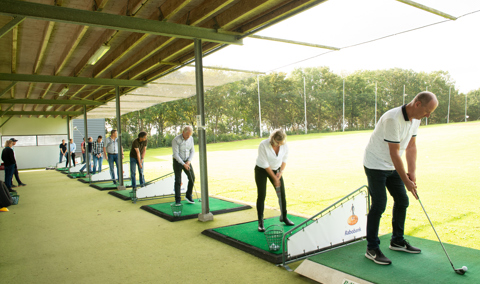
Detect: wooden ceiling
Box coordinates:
(0, 0, 327, 119)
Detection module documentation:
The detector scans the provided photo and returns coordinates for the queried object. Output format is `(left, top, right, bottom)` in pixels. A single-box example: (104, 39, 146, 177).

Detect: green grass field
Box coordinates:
(140, 121, 480, 249)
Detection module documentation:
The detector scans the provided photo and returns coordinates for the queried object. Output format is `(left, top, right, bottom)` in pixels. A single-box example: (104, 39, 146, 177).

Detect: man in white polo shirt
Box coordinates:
(363, 91, 438, 265)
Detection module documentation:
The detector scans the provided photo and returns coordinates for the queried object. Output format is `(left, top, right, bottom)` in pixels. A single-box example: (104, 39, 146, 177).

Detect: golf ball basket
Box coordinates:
(265, 225, 283, 252)
(170, 203, 183, 217)
(10, 192, 19, 205)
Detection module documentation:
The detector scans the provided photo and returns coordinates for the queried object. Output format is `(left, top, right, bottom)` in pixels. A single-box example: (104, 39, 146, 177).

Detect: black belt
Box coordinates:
(108, 153, 118, 155)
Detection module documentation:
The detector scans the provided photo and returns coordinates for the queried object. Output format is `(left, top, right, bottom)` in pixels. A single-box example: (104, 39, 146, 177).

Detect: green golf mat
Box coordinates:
(108, 189, 136, 200)
(89, 180, 137, 190)
(297, 234, 478, 284)
(140, 197, 252, 222)
(67, 172, 87, 179)
(202, 215, 307, 264)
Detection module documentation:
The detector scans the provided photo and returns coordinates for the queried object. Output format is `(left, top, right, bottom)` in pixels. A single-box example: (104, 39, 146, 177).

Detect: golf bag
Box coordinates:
(0, 180, 13, 207)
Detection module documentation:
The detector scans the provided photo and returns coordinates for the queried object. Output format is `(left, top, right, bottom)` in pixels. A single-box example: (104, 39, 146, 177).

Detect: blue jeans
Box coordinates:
(108, 154, 120, 182)
(364, 167, 409, 249)
(93, 155, 103, 174)
(59, 152, 63, 163)
(130, 157, 144, 189)
(4, 164, 15, 190)
(80, 153, 93, 172)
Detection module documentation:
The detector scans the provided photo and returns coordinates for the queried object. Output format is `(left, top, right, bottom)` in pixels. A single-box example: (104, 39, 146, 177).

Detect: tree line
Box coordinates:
(106, 67, 480, 149)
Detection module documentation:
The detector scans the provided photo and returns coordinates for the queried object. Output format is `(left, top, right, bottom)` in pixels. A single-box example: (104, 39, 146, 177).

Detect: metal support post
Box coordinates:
(194, 38, 213, 222)
(115, 86, 125, 189)
(67, 116, 71, 167)
(304, 76, 307, 134)
(375, 82, 377, 126)
(447, 86, 451, 123)
(83, 105, 90, 177)
(342, 79, 345, 131)
(257, 75, 262, 138)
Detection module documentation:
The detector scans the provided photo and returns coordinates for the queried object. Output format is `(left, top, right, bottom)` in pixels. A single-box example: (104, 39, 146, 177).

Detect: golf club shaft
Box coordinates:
(418, 198, 456, 270)
(186, 168, 200, 200)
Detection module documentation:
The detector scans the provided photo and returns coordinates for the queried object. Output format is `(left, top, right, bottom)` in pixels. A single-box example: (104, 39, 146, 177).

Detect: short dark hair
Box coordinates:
(98, 135, 102, 139)
(138, 131, 147, 139)
(111, 129, 117, 135)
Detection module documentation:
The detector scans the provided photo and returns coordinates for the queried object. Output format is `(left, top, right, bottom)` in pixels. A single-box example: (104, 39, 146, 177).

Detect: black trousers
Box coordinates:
(65, 153, 76, 167)
(173, 159, 194, 203)
(254, 165, 287, 219)
(12, 164, 22, 185)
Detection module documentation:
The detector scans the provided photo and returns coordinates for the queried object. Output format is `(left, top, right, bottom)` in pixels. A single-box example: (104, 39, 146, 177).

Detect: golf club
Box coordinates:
(186, 169, 200, 202)
(416, 192, 467, 275)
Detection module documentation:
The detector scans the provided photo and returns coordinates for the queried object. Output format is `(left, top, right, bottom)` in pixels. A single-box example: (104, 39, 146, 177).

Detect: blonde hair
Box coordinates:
(4, 140, 13, 148)
(269, 129, 286, 147)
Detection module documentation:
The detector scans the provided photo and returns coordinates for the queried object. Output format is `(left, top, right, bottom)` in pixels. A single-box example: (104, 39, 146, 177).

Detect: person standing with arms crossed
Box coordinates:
(172, 126, 195, 205)
(104, 130, 123, 184)
(92, 136, 104, 174)
(363, 91, 438, 265)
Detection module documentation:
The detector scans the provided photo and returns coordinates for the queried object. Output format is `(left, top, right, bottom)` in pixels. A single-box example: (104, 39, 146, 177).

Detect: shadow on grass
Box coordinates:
(407, 211, 475, 236)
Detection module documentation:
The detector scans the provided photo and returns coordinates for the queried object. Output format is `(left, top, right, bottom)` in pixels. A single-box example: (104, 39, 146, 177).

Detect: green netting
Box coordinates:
(212, 215, 307, 255)
(307, 234, 478, 284)
(145, 197, 246, 217)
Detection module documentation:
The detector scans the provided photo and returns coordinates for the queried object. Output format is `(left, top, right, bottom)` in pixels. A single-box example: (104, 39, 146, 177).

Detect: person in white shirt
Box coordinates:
(66, 138, 77, 167)
(363, 91, 438, 266)
(255, 129, 294, 232)
(172, 126, 195, 204)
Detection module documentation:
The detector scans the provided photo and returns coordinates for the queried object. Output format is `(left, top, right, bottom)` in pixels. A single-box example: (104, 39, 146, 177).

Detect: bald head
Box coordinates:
(413, 91, 437, 107)
(408, 91, 438, 120)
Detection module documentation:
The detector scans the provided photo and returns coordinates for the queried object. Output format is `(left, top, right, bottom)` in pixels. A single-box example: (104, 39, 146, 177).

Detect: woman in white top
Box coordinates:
(255, 129, 294, 232)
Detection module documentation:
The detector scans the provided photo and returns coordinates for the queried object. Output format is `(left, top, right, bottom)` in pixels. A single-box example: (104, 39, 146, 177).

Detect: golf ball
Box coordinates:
(269, 244, 279, 251)
(462, 266, 468, 272)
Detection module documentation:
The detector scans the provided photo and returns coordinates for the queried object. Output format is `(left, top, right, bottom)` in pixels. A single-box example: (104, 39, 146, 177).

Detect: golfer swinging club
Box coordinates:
(172, 126, 195, 205)
(363, 91, 438, 265)
(255, 129, 294, 232)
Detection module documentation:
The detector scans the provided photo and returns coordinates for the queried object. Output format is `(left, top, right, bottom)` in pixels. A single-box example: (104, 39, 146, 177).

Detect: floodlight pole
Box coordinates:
(304, 76, 307, 134)
(194, 38, 213, 222)
(447, 86, 451, 124)
(115, 85, 125, 189)
(425, 86, 428, 126)
(257, 75, 262, 138)
(83, 105, 90, 177)
(465, 93, 468, 123)
(67, 116, 71, 167)
(342, 79, 345, 132)
(375, 82, 377, 126)
(403, 85, 405, 105)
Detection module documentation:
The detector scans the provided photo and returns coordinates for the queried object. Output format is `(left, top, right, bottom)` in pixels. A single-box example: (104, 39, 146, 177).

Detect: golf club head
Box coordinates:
(454, 268, 466, 275)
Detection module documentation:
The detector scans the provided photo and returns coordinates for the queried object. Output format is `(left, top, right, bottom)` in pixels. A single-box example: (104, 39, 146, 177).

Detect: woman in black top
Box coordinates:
(2, 140, 16, 192)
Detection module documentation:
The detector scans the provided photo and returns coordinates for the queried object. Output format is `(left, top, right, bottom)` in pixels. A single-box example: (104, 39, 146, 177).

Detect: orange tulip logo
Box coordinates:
(347, 204, 358, 226)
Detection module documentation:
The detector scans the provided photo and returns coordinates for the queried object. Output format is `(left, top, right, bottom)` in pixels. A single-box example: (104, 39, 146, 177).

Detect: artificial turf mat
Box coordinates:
(109, 189, 182, 201)
(301, 233, 479, 284)
(140, 197, 252, 222)
(108, 189, 135, 200)
(202, 215, 307, 264)
(89, 180, 137, 190)
(67, 172, 87, 179)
